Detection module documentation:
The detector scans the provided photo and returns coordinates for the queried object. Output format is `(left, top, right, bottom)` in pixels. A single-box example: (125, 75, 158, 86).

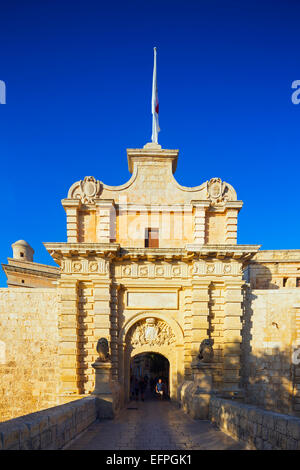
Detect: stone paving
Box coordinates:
(66, 399, 246, 450)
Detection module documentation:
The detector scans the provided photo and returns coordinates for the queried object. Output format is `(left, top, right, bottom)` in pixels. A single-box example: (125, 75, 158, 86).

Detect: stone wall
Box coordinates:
(209, 397, 300, 450)
(244, 250, 300, 289)
(0, 396, 97, 450)
(242, 288, 300, 415)
(0, 288, 60, 422)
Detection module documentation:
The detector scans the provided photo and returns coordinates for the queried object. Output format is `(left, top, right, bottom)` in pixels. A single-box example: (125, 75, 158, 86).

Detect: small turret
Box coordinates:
(11, 240, 34, 262)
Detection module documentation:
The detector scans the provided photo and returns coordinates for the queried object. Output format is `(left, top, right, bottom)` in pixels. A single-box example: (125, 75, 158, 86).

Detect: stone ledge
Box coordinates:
(0, 396, 97, 450)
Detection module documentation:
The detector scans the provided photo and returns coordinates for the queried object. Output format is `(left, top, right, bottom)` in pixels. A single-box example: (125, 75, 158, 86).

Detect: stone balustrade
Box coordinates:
(209, 397, 300, 450)
(0, 397, 97, 450)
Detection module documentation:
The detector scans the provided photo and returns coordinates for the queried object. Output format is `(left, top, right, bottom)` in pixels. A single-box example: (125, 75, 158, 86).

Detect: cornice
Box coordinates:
(44, 243, 261, 262)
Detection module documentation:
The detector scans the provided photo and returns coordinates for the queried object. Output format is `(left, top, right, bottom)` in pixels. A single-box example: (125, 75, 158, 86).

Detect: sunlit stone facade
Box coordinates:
(44, 143, 259, 403)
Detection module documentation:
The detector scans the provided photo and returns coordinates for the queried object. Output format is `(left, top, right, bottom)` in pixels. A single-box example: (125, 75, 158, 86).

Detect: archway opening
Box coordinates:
(130, 352, 170, 401)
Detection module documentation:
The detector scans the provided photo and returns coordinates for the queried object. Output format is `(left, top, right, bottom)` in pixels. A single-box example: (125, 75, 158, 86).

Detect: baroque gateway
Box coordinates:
(45, 142, 259, 407)
(1, 142, 300, 429)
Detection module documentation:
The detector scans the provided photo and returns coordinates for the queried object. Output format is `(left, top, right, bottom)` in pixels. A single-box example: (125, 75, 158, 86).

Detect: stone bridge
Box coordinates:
(1, 395, 300, 450)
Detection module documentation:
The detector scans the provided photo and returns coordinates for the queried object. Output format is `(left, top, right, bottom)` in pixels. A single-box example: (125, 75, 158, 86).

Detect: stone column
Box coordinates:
(222, 279, 244, 395)
(58, 278, 79, 397)
(191, 280, 210, 363)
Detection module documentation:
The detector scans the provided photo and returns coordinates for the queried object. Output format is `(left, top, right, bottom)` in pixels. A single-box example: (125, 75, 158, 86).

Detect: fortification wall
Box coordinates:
(242, 288, 300, 415)
(0, 288, 60, 422)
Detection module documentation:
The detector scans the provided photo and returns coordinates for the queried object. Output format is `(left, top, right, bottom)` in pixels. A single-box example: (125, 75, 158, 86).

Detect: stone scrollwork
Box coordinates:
(68, 176, 102, 203)
(128, 318, 176, 348)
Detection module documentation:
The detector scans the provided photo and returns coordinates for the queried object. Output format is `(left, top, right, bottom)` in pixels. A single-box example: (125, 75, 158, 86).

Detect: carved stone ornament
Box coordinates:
(80, 176, 102, 203)
(96, 338, 111, 362)
(207, 178, 229, 204)
(68, 176, 102, 203)
(129, 318, 176, 348)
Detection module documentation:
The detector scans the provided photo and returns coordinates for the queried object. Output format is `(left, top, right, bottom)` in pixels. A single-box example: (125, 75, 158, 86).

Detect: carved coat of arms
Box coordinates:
(207, 177, 229, 204)
(80, 176, 102, 203)
(129, 318, 176, 348)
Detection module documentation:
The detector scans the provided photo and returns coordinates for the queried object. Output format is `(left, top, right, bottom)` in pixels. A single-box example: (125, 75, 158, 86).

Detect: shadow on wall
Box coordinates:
(240, 286, 300, 416)
(244, 263, 280, 289)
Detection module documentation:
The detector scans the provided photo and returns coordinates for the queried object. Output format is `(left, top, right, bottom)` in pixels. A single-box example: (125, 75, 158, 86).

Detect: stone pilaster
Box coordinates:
(192, 202, 209, 244)
(62, 199, 81, 243)
(95, 200, 115, 243)
(110, 284, 119, 380)
(93, 278, 113, 373)
(58, 278, 79, 396)
(222, 279, 244, 394)
(183, 288, 192, 379)
(191, 280, 210, 363)
(77, 281, 95, 394)
(225, 209, 238, 244)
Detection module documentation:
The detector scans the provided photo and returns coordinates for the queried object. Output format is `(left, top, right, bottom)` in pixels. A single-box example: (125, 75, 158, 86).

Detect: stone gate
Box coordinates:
(44, 142, 259, 408)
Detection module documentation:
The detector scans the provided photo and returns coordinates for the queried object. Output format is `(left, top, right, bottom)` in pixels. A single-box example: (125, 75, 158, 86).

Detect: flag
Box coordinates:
(151, 47, 160, 144)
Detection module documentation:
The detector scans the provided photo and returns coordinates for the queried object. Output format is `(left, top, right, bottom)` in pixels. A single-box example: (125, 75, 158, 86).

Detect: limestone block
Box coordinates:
(223, 304, 243, 316)
(223, 317, 242, 329)
(223, 330, 242, 342)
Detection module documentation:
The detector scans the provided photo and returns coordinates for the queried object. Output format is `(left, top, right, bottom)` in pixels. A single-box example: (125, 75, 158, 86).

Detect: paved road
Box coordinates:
(66, 400, 245, 450)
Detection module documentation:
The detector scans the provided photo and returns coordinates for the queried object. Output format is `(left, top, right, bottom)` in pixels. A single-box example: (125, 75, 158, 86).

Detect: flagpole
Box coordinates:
(151, 47, 160, 144)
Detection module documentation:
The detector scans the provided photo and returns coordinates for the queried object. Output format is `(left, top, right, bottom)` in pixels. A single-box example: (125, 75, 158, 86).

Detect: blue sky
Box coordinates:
(0, 0, 299, 286)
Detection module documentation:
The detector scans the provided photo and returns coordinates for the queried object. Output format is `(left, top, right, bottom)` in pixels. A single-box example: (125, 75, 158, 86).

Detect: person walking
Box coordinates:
(155, 378, 164, 400)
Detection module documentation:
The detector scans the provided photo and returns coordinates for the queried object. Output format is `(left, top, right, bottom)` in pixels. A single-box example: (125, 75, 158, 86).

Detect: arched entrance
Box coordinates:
(118, 312, 184, 402)
(130, 352, 170, 400)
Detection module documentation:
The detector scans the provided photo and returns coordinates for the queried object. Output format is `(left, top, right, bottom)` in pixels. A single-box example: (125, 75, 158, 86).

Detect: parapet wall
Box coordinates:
(209, 397, 300, 450)
(0, 397, 97, 450)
